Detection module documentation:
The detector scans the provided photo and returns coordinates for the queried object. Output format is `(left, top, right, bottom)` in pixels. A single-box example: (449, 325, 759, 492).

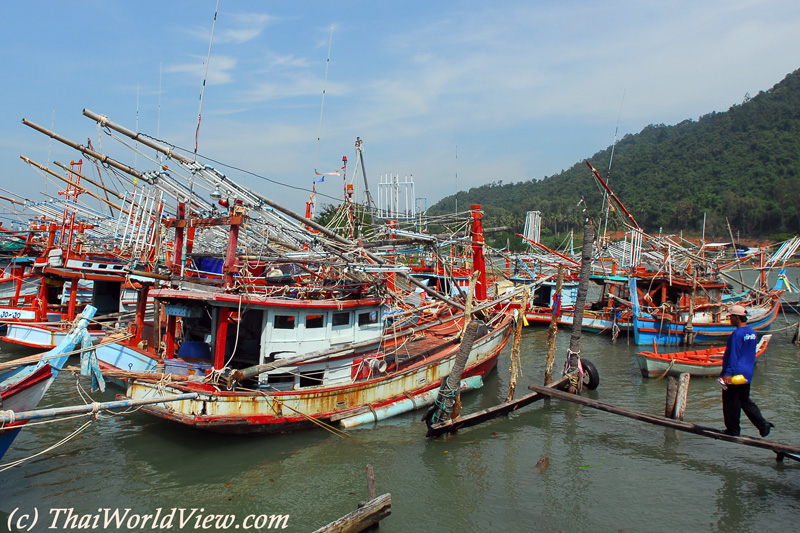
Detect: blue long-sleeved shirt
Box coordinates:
(720, 326, 758, 382)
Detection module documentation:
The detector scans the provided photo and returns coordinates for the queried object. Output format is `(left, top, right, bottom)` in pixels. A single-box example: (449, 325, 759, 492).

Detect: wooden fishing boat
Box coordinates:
(0, 306, 96, 460)
(628, 275, 782, 346)
(635, 333, 772, 378)
(116, 204, 516, 434)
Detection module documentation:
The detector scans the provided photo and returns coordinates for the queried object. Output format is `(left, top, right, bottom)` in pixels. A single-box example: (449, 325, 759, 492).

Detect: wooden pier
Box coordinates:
(528, 384, 800, 462)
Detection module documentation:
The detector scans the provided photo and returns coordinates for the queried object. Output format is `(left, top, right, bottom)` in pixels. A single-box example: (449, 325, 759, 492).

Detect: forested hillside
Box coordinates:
(428, 68, 800, 249)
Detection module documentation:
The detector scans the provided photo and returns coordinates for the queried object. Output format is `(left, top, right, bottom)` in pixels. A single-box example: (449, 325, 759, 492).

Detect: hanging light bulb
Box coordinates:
(210, 186, 222, 200)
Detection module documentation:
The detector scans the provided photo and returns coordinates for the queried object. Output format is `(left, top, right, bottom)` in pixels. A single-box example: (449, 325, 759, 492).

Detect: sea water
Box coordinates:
(1, 295, 799, 532)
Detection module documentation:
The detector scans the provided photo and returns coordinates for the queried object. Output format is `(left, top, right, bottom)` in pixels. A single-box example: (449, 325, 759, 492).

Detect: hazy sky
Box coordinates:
(1, 1, 798, 216)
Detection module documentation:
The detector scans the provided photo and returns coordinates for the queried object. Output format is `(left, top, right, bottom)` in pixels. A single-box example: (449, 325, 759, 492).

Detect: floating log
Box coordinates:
(528, 384, 800, 461)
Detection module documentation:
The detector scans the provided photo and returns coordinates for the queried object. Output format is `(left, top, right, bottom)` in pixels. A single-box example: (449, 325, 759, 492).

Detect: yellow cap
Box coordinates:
(731, 375, 748, 385)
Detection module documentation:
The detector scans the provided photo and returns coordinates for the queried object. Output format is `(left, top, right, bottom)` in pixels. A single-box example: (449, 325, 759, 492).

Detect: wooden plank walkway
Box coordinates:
(425, 375, 571, 438)
(528, 384, 800, 463)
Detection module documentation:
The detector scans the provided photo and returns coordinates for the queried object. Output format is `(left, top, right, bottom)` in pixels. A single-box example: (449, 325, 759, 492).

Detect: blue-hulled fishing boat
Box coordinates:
(0, 305, 96, 460)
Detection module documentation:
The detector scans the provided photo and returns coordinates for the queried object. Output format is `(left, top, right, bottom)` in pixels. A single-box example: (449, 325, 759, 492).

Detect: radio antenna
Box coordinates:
(314, 26, 335, 175)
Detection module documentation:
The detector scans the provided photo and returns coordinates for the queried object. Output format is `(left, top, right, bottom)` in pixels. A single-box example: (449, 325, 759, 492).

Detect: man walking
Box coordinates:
(720, 305, 774, 437)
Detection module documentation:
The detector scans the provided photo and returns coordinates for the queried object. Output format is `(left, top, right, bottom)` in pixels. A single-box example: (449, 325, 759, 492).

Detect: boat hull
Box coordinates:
(632, 299, 780, 346)
(2, 323, 105, 349)
(635, 334, 772, 378)
(127, 316, 514, 434)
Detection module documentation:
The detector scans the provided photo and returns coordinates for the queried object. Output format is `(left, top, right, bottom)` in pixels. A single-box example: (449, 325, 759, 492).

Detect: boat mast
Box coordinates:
(471, 205, 487, 301)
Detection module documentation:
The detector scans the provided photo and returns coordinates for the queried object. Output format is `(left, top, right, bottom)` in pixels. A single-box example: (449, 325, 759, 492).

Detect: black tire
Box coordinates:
(581, 358, 600, 390)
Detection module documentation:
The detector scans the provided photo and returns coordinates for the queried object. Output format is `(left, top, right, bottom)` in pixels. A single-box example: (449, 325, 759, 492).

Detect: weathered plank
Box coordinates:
(528, 384, 800, 459)
(312, 493, 391, 533)
(426, 375, 571, 438)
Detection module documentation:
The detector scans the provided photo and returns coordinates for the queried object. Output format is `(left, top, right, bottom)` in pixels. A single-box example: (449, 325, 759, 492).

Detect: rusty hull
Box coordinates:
(127, 314, 514, 434)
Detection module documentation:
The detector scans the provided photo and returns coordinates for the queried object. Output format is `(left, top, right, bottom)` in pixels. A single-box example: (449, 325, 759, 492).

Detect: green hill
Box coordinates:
(428, 68, 800, 250)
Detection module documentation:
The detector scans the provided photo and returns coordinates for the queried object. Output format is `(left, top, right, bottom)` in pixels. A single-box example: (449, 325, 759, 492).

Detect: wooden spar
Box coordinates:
(20, 155, 127, 216)
(0, 193, 25, 205)
(21, 119, 148, 183)
(515, 233, 581, 267)
(528, 384, 800, 460)
(85, 108, 468, 309)
(52, 160, 126, 200)
(425, 375, 572, 438)
(585, 161, 640, 230)
(0, 393, 198, 424)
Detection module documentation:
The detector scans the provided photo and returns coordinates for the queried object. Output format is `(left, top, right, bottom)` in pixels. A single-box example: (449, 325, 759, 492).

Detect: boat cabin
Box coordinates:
(158, 292, 385, 391)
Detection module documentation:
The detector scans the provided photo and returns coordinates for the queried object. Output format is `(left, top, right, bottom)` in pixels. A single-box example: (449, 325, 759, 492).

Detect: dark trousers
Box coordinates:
(722, 383, 768, 436)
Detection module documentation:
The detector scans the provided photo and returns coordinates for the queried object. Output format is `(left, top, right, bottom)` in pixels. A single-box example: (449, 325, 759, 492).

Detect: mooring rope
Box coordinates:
(0, 419, 94, 473)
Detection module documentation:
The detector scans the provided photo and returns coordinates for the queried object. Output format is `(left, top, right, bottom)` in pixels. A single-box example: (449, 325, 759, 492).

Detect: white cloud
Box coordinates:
(165, 55, 238, 85)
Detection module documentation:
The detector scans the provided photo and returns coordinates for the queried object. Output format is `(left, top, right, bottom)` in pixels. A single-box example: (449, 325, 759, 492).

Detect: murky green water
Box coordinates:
(2, 303, 799, 532)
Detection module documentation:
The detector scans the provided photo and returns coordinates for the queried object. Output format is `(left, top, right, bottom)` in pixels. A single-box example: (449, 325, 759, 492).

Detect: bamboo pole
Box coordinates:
(0, 393, 198, 424)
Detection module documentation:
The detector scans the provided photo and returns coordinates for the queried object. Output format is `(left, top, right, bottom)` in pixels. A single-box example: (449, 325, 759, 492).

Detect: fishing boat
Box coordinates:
(0, 306, 96, 460)
(635, 334, 772, 378)
(118, 205, 515, 434)
(627, 275, 781, 346)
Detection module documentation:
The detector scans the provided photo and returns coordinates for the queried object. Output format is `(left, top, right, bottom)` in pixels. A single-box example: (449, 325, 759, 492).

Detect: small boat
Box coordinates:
(634, 333, 772, 378)
(0, 305, 96, 461)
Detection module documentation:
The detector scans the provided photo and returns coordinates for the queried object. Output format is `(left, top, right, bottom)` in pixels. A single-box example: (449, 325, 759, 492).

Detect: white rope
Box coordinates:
(0, 419, 94, 473)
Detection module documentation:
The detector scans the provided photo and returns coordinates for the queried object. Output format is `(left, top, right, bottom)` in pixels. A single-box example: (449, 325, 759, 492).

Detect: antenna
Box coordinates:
(314, 26, 334, 175)
(157, 63, 163, 164)
(455, 145, 458, 215)
(135, 82, 140, 169)
(601, 89, 626, 243)
(194, 0, 220, 159)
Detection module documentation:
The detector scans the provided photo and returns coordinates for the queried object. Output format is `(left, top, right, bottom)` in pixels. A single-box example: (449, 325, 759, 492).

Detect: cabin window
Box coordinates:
(306, 314, 325, 329)
(267, 373, 295, 385)
(299, 369, 325, 388)
(358, 310, 378, 326)
(332, 312, 350, 327)
(274, 315, 296, 329)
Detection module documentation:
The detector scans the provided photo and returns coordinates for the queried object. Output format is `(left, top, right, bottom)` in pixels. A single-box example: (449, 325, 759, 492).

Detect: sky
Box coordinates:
(1, 0, 799, 217)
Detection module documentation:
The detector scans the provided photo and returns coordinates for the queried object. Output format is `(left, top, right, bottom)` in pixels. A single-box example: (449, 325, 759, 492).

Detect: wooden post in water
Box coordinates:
(506, 288, 530, 402)
(313, 465, 392, 533)
(665, 373, 691, 420)
(567, 219, 595, 393)
(544, 265, 565, 386)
